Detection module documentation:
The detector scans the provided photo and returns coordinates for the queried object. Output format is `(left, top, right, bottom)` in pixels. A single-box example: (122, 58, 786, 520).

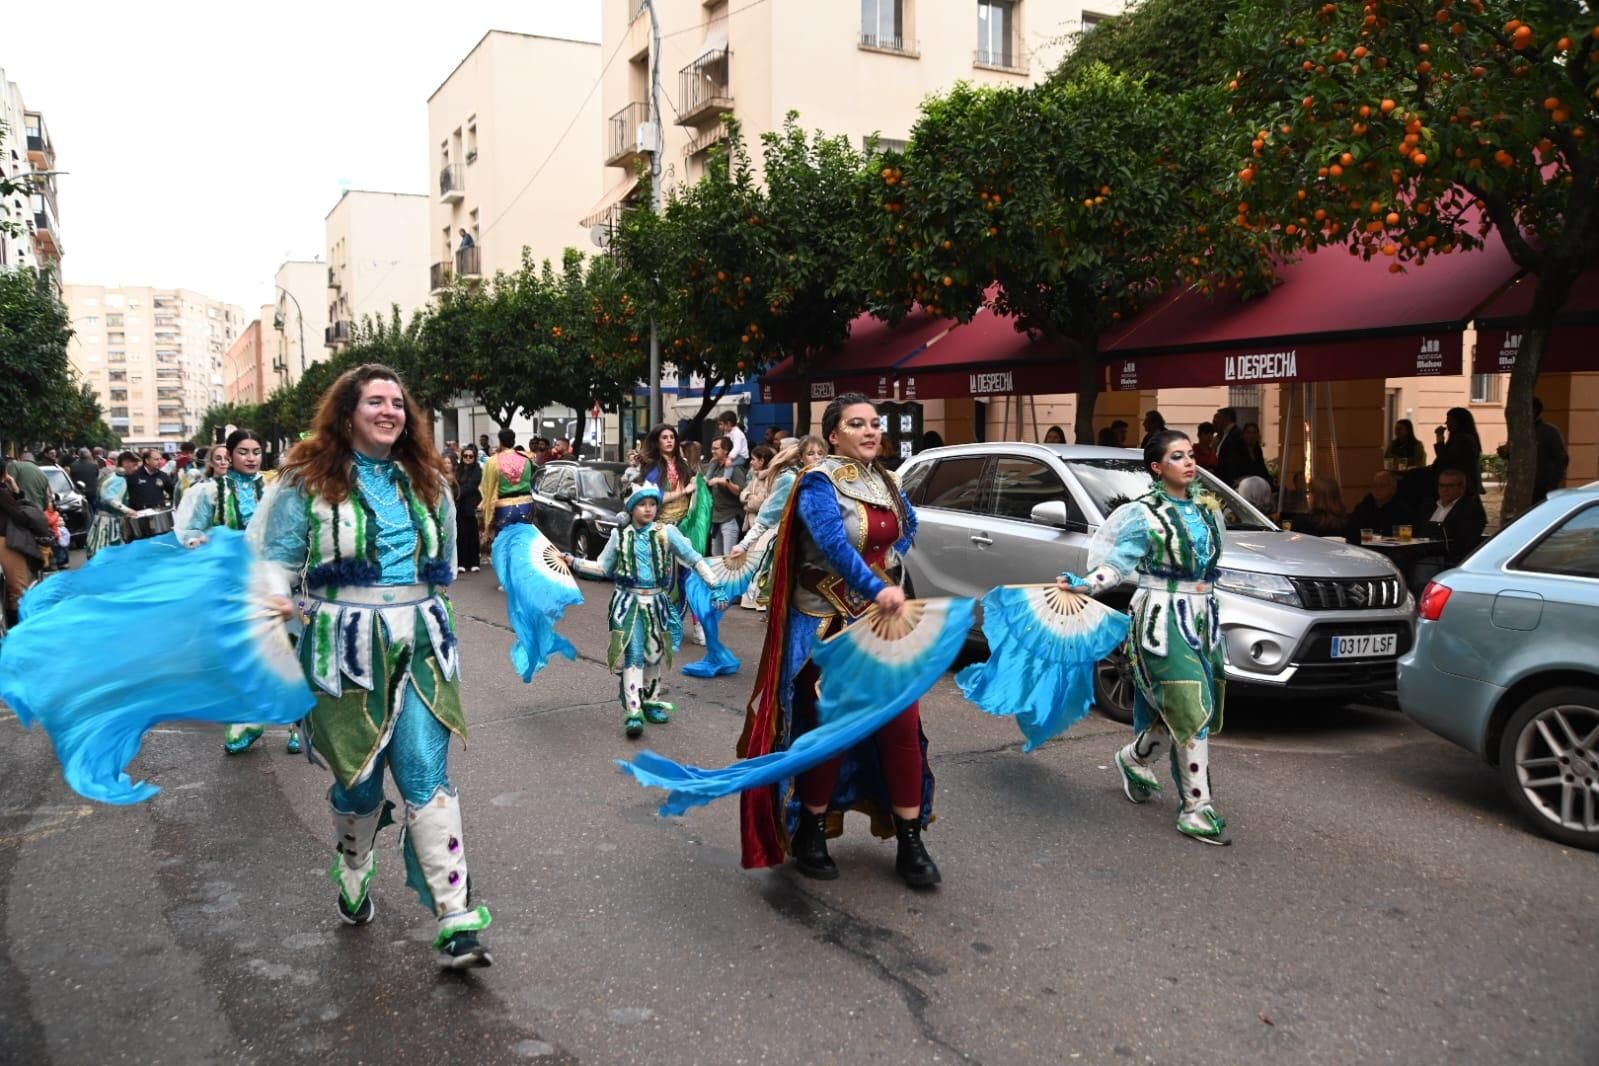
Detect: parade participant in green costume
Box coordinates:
(567, 483, 724, 738)
(251, 364, 492, 968)
(1059, 430, 1230, 845)
(177, 428, 301, 756)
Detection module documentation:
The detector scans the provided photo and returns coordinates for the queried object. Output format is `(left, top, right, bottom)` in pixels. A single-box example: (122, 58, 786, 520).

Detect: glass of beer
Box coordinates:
(1397, 524, 1413, 542)
(1360, 528, 1376, 544)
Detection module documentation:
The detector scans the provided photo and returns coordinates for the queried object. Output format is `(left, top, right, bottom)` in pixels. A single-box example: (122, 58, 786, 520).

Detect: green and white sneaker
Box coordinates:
(1177, 805, 1231, 845)
(624, 713, 645, 739)
(223, 724, 263, 755)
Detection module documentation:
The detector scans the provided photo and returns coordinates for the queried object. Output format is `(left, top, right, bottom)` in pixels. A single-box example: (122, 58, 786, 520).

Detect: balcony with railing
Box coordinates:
(455, 245, 481, 280)
(439, 164, 465, 203)
(678, 49, 732, 126)
(607, 101, 651, 167)
(325, 320, 351, 346)
(24, 112, 53, 168)
(328, 266, 339, 289)
(859, 31, 917, 56)
(30, 195, 61, 257)
(973, 47, 1026, 74)
(430, 261, 453, 294)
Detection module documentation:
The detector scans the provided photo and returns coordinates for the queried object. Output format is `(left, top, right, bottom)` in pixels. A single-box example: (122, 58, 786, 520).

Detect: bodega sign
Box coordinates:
(1108, 332, 1464, 390)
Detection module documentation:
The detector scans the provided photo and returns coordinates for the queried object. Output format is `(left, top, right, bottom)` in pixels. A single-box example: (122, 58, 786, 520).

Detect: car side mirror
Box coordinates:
(1030, 500, 1088, 532)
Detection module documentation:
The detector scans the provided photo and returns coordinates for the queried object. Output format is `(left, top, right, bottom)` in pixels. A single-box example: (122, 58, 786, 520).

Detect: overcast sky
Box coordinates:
(9, 0, 601, 311)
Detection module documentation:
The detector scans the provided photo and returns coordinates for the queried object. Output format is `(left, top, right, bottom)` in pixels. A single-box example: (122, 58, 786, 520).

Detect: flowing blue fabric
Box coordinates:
(619, 596, 975, 815)
(491, 523, 582, 682)
(956, 585, 1132, 752)
(0, 530, 315, 804)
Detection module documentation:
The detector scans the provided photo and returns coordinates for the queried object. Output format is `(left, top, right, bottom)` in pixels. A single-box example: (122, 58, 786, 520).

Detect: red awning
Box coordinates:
(1472, 266, 1599, 374)
(1103, 236, 1519, 390)
(759, 309, 955, 404)
(893, 307, 1071, 400)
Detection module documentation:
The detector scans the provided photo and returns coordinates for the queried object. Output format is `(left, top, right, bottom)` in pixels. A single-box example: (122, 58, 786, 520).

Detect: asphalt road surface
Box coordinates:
(2, 567, 1595, 1065)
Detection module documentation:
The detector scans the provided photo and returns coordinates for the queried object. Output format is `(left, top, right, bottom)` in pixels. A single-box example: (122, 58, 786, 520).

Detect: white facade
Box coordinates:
(0, 66, 63, 300)
(269, 259, 331, 388)
(325, 189, 431, 346)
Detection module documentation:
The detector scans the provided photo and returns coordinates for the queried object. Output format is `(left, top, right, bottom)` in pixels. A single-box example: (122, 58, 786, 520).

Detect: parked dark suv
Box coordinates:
(530, 461, 626, 561)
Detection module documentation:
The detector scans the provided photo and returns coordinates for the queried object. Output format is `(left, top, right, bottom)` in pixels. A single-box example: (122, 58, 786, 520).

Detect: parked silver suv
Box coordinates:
(896, 442, 1416, 720)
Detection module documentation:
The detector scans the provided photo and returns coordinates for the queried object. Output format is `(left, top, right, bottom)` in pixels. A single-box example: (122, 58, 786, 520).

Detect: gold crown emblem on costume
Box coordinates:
(840, 465, 860, 482)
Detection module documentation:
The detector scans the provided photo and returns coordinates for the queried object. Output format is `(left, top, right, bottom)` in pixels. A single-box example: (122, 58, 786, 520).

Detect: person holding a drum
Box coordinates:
(175, 428, 298, 756)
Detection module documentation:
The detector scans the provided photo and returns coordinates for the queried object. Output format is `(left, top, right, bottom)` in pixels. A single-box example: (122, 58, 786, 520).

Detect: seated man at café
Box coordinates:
(1345, 470, 1415, 544)
(1417, 468, 1488, 567)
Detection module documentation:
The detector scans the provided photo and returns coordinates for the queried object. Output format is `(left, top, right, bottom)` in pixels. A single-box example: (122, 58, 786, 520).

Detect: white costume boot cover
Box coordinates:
(328, 795, 394, 913)
(621, 665, 646, 736)
(1175, 736, 1230, 845)
(1114, 724, 1171, 804)
(401, 787, 492, 948)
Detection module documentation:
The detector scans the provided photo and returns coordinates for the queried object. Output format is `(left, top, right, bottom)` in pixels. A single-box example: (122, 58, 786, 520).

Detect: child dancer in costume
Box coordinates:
(738, 396, 940, 888)
(1060, 429, 1231, 845)
(568, 483, 723, 739)
(176, 429, 300, 756)
(251, 363, 493, 968)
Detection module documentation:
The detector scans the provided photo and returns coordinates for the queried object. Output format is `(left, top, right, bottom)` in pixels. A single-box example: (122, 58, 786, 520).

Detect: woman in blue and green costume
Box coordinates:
(1060, 429, 1231, 845)
(568, 482, 723, 738)
(250, 363, 492, 969)
(177, 428, 300, 756)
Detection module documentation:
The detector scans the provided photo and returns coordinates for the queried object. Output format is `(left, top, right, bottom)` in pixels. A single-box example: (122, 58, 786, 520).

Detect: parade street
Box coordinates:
(2, 566, 1595, 1066)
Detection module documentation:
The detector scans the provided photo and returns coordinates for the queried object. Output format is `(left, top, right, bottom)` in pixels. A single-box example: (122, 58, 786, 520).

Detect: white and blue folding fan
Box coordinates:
(956, 584, 1131, 752)
(0, 530, 314, 804)
(491, 523, 583, 682)
(620, 596, 976, 815)
(683, 537, 770, 622)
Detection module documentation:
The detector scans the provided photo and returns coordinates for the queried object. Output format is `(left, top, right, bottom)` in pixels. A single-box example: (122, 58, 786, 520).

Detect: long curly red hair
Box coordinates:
(279, 364, 447, 508)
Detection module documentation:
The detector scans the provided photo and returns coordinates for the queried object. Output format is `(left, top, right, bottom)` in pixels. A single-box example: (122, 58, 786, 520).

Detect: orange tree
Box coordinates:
(1227, 0, 1599, 517)
(756, 116, 870, 432)
(611, 121, 786, 437)
(858, 65, 1269, 443)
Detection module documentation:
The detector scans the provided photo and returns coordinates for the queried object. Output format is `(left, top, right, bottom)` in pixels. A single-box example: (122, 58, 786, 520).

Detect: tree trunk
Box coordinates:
(1070, 341, 1101, 445)
(1501, 264, 1579, 523)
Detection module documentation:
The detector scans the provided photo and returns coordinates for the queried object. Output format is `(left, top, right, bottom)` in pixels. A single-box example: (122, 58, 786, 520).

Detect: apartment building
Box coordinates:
(427, 31, 603, 294)
(325, 190, 431, 349)
(223, 309, 274, 405)
(596, 0, 1112, 214)
(268, 260, 331, 388)
(1, 67, 64, 301)
(65, 285, 244, 449)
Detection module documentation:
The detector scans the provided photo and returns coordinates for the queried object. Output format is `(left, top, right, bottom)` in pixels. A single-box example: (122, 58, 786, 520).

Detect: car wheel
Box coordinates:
(1094, 650, 1136, 725)
(1496, 686, 1599, 852)
(573, 527, 598, 562)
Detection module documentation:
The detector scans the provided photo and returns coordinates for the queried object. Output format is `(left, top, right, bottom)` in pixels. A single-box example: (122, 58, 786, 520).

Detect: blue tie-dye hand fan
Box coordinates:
(620, 596, 976, 816)
(683, 537, 770, 623)
(956, 584, 1131, 752)
(0, 530, 314, 804)
(491, 523, 583, 682)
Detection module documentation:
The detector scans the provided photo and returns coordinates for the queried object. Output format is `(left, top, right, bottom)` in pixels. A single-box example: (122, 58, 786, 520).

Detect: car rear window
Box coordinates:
(917, 457, 988, 513)
(579, 469, 619, 498)
(1514, 503, 1599, 579)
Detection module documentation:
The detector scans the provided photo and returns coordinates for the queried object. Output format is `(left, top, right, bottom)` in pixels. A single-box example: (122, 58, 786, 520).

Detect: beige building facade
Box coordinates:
(65, 284, 244, 449)
(427, 31, 603, 293)
(1, 67, 64, 301)
(269, 260, 331, 389)
(325, 190, 431, 347)
(597, 0, 1113, 213)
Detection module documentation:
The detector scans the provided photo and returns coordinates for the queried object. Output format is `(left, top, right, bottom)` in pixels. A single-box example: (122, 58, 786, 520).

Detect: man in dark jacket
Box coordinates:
(125, 450, 175, 510)
(1345, 470, 1416, 543)
(70, 448, 102, 509)
(1418, 469, 1488, 566)
(1213, 407, 1247, 486)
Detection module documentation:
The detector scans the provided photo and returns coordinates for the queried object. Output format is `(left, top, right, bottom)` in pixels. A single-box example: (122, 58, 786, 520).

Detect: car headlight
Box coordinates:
(1214, 567, 1299, 606)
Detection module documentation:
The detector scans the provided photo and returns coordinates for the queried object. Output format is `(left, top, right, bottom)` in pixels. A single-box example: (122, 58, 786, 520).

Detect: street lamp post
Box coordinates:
(273, 286, 307, 382)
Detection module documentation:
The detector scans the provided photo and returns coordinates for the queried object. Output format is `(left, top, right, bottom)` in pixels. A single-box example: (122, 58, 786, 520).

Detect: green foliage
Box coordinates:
(0, 267, 78, 452)
(860, 66, 1268, 441)
(193, 402, 263, 447)
(1227, 0, 1599, 517)
(1053, 0, 1250, 94)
